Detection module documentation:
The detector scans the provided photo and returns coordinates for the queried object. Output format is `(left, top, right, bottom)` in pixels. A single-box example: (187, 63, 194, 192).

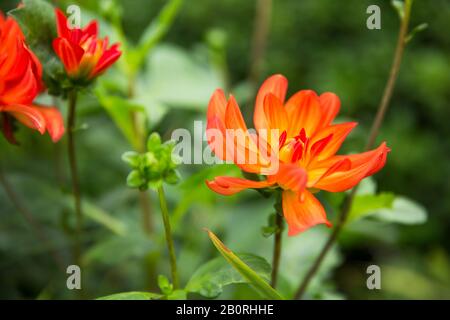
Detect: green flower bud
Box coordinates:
(122, 132, 181, 190)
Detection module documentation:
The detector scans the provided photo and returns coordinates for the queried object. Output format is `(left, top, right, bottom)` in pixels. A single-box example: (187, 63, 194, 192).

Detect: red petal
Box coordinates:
(53, 38, 84, 75)
(1, 63, 39, 105)
(91, 44, 121, 78)
(82, 21, 98, 38)
(1, 113, 18, 144)
(55, 8, 70, 38)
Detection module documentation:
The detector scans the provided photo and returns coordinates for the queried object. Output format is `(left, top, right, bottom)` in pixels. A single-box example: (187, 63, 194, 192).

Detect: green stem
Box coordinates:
(293, 0, 413, 300)
(157, 185, 179, 289)
(270, 212, 283, 288)
(67, 90, 83, 264)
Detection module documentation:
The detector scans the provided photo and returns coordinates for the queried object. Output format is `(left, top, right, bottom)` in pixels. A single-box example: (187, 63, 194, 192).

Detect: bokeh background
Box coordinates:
(0, 0, 449, 299)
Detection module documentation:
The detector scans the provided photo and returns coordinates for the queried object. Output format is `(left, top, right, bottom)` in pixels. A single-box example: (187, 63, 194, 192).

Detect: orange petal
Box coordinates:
(282, 190, 331, 236)
(263, 93, 288, 133)
(206, 117, 265, 174)
(285, 90, 322, 138)
(308, 122, 357, 161)
(207, 89, 227, 123)
(225, 95, 248, 131)
(319, 92, 340, 128)
(206, 176, 274, 196)
(254, 74, 288, 132)
(31, 105, 65, 142)
(314, 142, 390, 192)
(1, 104, 46, 134)
(269, 163, 307, 193)
(224, 96, 268, 170)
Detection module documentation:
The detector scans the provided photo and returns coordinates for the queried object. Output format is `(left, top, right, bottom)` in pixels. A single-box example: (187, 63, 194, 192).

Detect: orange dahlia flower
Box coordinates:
(53, 9, 121, 81)
(206, 74, 390, 236)
(0, 12, 64, 143)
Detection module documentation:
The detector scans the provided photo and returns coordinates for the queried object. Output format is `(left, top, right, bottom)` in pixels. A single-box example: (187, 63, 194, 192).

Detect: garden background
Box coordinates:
(0, 0, 449, 299)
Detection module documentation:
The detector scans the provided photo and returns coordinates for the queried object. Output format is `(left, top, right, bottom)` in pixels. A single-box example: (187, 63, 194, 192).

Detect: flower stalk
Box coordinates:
(271, 211, 283, 288)
(293, 0, 413, 300)
(157, 186, 179, 289)
(67, 89, 83, 263)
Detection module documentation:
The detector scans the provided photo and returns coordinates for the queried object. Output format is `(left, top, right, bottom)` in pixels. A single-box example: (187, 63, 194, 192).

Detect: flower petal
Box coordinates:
(91, 43, 121, 78)
(0, 63, 39, 105)
(82, 21, 98, 38)
(225, 95, 248, 131)
(1, 104, 46, 134)
(319, 92, 340, 128)
(55, 8, 70, 38)
(282, 190, 331, 236)
(254, 74, 288, 132)
(1, 113, 18, 144)
(269, 163, 307, 193)
(52, 38, 84, 76)
(206, 176, 274, 196)
(308, 122, 358, 161)
(31, 105, 65, 142)
(314, 142, 390, 192)
(285, 90, 322, 138)
(263, 93, 288, 133)
(207, 89, 227, 123)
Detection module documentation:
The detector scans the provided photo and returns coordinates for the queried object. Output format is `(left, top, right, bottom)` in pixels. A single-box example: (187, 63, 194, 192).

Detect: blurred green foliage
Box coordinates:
(0, 0, 449, 299)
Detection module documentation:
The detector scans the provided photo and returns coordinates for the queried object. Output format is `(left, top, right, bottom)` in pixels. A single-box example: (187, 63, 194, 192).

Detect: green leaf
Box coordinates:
(96, 91, 144, 150)
(126, 170, 144, 189)
(405, 23, 428, 43)
(392, 0, 405, 20)
(83, 232, 153, 266)
(140, 45, 225, 110)
(147, 132, 162, 151)
(121, 152, 140, 167)
(205, 229, 284, 300)
(63, 197, 127, 235)
(167, 289, 187, 300)
(158, 275, 173, 295)
(97, 291, 162, 300)
(186, 253, 271, 298)
(128, 0, 183, 72)
(372, 196, 428, 225)
(347, 192, 395, 223)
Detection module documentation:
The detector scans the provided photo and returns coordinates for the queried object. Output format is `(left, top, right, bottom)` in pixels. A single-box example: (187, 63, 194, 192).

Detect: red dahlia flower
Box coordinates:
(206, 74, 390, 236)
(0, 12, 64, 143)
(53, 9, 121, 81)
